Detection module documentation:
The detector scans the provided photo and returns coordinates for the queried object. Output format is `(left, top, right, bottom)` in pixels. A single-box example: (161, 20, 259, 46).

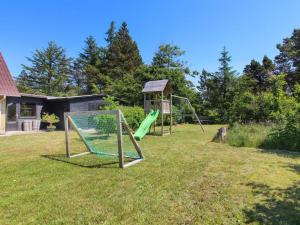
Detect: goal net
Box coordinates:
(64, 110, 144, 168)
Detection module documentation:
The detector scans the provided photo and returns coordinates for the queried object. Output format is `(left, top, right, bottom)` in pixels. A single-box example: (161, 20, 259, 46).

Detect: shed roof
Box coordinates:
(142, 79, 170, 93)
(20, 93, 107, 101)
(0, 53, 20, 97)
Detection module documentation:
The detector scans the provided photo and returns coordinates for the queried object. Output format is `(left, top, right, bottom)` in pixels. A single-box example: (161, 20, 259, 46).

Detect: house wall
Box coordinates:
(0, 96, 6, 133)
(44, 101, 70, 130)
(69, 97, 105, 112)
(20, 97, 45, 119)
(45, 96, 105, 130)
(6, 97, 20, 131)
(5, 96, 46, 131)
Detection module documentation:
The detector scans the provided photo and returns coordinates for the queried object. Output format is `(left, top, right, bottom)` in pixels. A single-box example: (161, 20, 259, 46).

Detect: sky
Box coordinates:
(1, 0, 300, 84)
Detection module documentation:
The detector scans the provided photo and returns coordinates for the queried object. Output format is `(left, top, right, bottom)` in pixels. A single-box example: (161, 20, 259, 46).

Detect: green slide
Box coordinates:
(134, 110, 160, 141)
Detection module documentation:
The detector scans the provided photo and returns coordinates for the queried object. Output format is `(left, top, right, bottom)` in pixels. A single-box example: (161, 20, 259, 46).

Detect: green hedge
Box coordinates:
(119, 106, 145, 130)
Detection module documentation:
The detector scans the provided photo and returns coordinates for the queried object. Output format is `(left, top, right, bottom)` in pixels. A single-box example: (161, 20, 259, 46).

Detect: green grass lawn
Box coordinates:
(0, 124, 299, 225)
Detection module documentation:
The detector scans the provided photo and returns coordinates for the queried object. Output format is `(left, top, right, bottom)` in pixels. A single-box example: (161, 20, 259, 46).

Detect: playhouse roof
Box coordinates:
(142, 79, 170, 93)
(0, 53, 20, 97)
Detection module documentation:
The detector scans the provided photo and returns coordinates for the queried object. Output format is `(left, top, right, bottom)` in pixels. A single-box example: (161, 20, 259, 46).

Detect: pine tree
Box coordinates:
(218, 47, 236, 118)
(275, 29, 300, 88)
(105, 22, 143, 78)
(198, 47, 237, 122)
(21, 41, 71, 95)
(105, 21, 116, 44)
(244, 55, 275, 92)
(75, 36, 107, 94)
(152, 44, 185, 68)
(15, 70, 36, 94)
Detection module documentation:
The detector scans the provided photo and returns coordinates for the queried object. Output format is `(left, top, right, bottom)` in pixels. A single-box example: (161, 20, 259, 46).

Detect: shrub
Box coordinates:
(172, 105, 183, 124)
(263, 115, 300, 152)
(41, 113, 60, 131)
(119, 106, 144, 130)
(94, 115, 117, 136)
(100, 96, 145, 130)
(229, 91, 258, 123)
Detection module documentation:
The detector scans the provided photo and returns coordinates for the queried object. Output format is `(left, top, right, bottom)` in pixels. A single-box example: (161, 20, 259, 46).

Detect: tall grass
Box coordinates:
(226, 122, 300, 152)
(226, 124, 274, 148)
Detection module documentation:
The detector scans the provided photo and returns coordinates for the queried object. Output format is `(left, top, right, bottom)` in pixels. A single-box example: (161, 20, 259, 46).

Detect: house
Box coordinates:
(0, 53, 107, 133)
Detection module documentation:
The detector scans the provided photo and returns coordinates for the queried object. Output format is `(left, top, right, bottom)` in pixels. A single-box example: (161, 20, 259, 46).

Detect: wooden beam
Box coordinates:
(69, 152, 91, 158)
(116, 110, 124, 168)
(120, 112, 144, 159)
(65, 110, 118, 116)
(123, 158, 144, 168)
(67, 115, 93, 153)
(170, 94, 172, 134)
(64, 113, 70, 158)
(161, 91, 164, 136)
(171, 95, 205, 133)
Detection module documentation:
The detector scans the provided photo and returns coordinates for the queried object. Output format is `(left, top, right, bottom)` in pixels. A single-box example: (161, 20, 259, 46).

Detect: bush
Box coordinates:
(263, 115, 300, 152)
(94, 115, 117, 136)
(42, 113, 60, 131)
(119, 106, 145, 130)
(100, 96, 145, 130)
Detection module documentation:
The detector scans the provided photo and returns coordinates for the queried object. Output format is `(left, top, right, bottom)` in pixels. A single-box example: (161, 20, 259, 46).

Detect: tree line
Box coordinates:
(198, 29, 300, 124)
(16, 23, 300, 124)
(17, 21, 195, 106)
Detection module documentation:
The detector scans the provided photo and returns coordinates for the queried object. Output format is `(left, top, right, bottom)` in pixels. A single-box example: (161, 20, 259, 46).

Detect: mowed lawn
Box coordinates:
(0, 125, 299, 225)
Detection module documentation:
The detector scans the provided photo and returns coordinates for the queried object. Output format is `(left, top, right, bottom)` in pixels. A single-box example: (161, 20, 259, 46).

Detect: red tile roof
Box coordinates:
(0, 52, 20, 96)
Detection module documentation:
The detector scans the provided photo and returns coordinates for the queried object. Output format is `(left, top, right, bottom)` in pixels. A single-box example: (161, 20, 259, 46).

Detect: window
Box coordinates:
(7, 103, 16, 122)
(20, 103, 36, 117)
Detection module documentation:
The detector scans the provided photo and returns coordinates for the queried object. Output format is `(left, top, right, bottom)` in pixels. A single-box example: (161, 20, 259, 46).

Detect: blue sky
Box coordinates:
(1, 0, 300, 84)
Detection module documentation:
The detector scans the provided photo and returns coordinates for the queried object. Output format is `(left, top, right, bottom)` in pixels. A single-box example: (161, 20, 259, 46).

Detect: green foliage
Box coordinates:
(105, 22, 143, 78)
(41, 113, 60, 127)
(172, 105, 183, 124)
(106, 74, 143, 105)
(263, 115, 300, 152)
(100, 96, 120, 110)
(275, 29, 300, 87)
(243, 56, 274, 92)
(229, 91, 258, 123)
(226, 124, 274, 148)
(18, 22, 198, 109)
(227, 117, 300, 152)
(94, 115, 116, 136)
(228, 74, 300, 124)
(20, 41, 71, 96)
(198, 47, 237, 122)
(152, 44, 185, 68)
(101, 97, 144, 130)
(119, 106, 144, 130)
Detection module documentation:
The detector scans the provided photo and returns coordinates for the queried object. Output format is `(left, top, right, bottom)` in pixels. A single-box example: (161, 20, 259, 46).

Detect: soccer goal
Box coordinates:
(64, 110, 144, 168)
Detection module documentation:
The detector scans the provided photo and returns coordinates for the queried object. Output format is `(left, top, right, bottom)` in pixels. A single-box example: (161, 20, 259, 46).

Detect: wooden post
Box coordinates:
(116, 110, 124, 168)
(171, 95, 205, 133)
(161, 91, 164, 136)
(121, 112, 144, 159)
(64, 113, 70, 158)
(170, 94, 172, 134)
